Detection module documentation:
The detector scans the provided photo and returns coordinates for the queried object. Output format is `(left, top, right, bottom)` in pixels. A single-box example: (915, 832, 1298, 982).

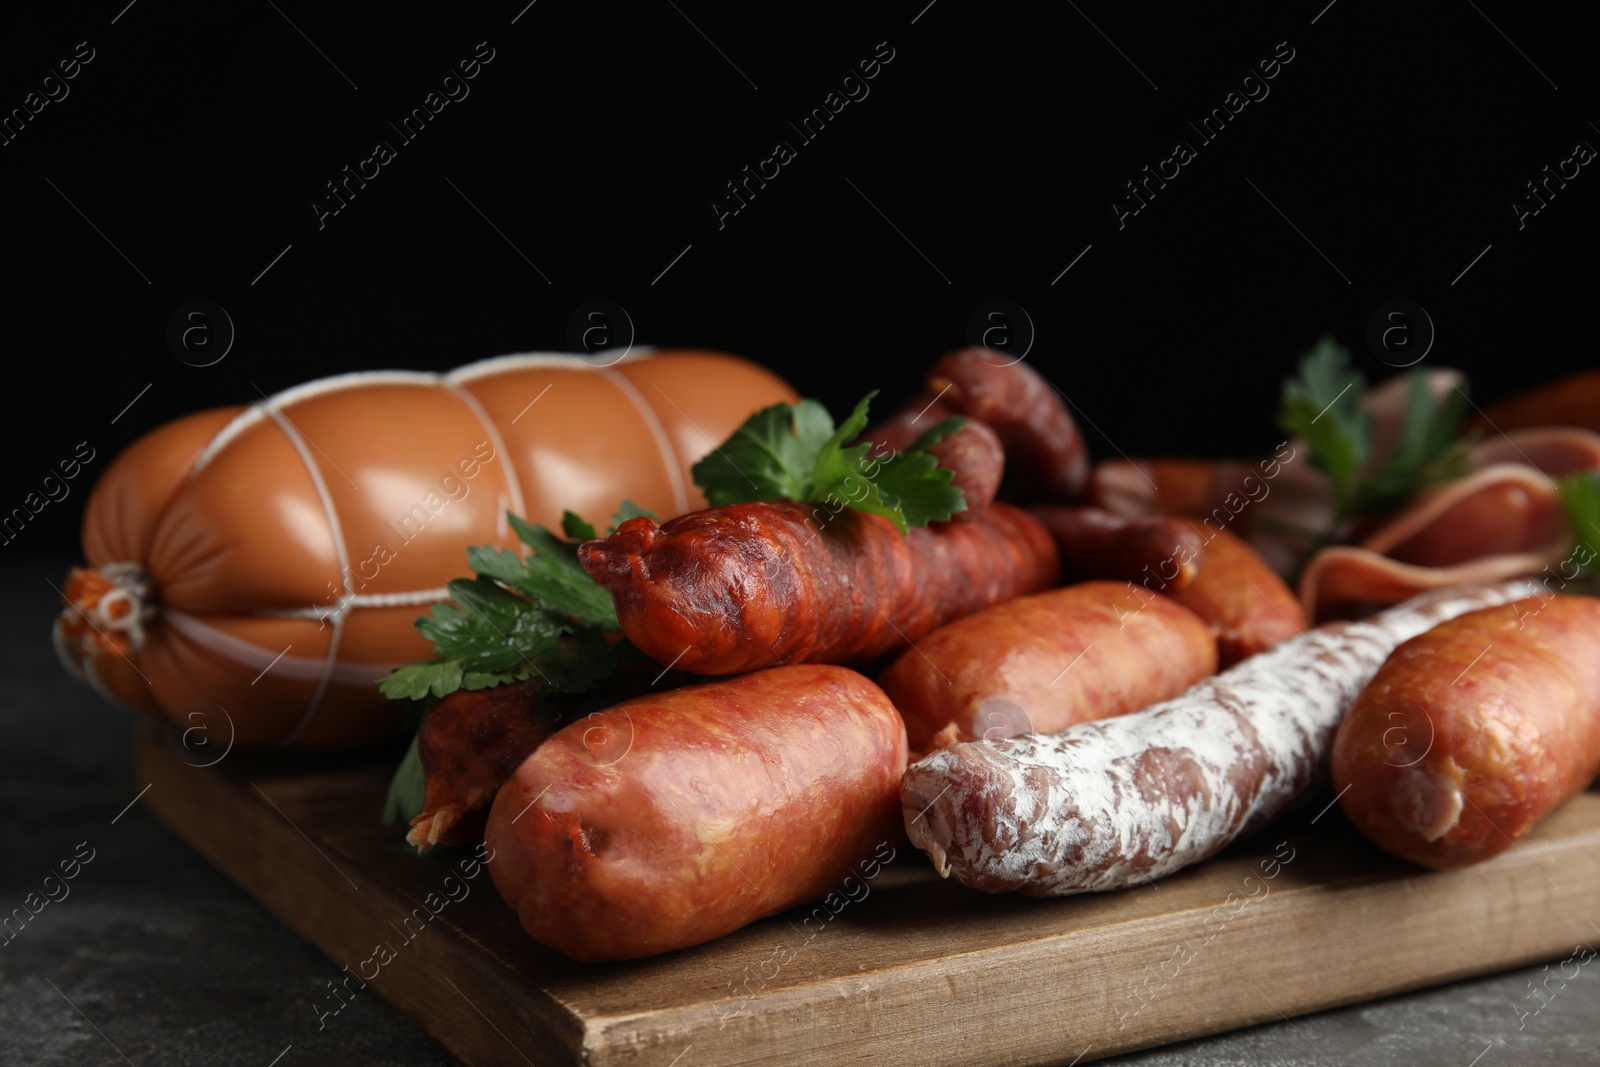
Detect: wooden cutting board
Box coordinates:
(133, 728, 1600, 1067)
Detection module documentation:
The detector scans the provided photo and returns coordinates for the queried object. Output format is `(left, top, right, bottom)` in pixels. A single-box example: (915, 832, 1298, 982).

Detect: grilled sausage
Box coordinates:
(925, 419, 1005, 517)
(925, 348, 1089, 502)
(484, 665, 907, 961)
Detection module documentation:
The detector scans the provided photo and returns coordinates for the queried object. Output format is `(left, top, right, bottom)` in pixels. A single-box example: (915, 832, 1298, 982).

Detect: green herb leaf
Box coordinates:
(691, 399, 837, 506)
(1348, 372, 1472, 516)
(385, 507, 629, 706)
(381, 732, 426, 826)
(907, 416, 970, 453)
(692, 391, 970, 534)
(875, 449, 967, 527)
(380, 659, 464, 702)
(1559, 472, 1600, 570)
(561, 510, 598, 541)
(809, 392, 905, 529)
(506, 514, 619, 627)
(1277, 337, 1371, 504)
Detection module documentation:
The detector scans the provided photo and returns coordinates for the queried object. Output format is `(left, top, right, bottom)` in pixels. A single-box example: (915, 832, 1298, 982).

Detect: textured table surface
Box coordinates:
(5, 551, 1598, 1067)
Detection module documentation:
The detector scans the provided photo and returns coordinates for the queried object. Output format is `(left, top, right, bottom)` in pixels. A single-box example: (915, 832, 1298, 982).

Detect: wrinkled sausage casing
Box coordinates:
(579, 501, 1059, 675)
(409, 680, 559, 850)
(1333, 595, 1600, 870)
(484, 665, 907, 962)
(879, 581, 1218, 751)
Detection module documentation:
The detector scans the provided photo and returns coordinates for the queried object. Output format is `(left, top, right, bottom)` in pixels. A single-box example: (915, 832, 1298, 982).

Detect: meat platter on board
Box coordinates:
(56, 343, 1600, 1063)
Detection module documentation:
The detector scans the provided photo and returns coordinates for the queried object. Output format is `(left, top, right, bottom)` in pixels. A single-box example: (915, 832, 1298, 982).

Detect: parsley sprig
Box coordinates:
(1276, 338, 1471, 532)
(378, 504, 651, 704)
(692, 391, 968, 532)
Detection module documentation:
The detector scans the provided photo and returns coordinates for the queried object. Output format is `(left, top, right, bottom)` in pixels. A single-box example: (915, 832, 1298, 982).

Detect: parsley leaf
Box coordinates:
(907, 416, 970, 453)
(876, 449, 967, 527)
(380, 505, 630, 707)
(504, 514, 619, 627)
(561, 510, 598, 541)
(1348, 372, 1472, 516)
(1277, 337, 1370, 506)
(692, 399, 835, 505)
(691, 391, 970, 533)
(809, 392, 904, 530)
(1559, 472, 1600, 570)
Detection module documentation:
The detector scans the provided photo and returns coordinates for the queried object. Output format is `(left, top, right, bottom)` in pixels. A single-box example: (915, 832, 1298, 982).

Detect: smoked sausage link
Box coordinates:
(879, 581, 1218, 751)
(1030, 506, 1205, 591)
(925, 349, 1089, 503)
(1332, 595, 1600, 869)
(578, 501, 1060, 675)
(484, 665, 907, 961)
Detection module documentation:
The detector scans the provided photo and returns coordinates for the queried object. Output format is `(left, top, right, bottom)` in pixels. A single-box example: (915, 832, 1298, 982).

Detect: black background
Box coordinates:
(4, 0, 1596, 553)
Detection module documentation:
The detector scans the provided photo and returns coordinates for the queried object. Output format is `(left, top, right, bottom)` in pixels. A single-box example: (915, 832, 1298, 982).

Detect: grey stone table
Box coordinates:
(3, 552, 1597, 1067)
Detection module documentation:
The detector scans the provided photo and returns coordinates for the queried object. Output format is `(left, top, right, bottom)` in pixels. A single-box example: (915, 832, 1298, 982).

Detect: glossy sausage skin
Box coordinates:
(484, 665, 908, 961)
(1030, 506, 1204, 592)
(926, 349, 1089, 502)
(879, 581, 1218, 751)
(1332, 595, 1600, 870)
(1169, 528, 1306, 667)
(578, 501, 1059, 675)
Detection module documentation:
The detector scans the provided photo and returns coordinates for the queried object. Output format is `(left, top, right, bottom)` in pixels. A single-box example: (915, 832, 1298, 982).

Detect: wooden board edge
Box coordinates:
(132, 731, 587, 1067)
(576, 823, 1600, 1066)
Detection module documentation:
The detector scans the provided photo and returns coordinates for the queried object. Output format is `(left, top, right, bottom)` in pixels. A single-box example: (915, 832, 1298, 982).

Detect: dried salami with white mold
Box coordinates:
(901, 580, 1536, 896)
